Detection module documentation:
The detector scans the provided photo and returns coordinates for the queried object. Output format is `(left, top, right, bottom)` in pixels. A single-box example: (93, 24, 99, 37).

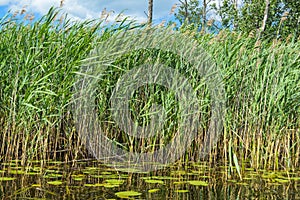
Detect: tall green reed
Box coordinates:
(197, 30, 300, 172)
(0, 8, 104, 164)
(0, 7, 299, 174)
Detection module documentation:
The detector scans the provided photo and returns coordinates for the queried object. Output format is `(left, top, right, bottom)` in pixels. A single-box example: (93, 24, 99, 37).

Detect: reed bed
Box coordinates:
(0, 8, 299, 173)
(0, 8, 105, 165)
(198, 31, 300, 172)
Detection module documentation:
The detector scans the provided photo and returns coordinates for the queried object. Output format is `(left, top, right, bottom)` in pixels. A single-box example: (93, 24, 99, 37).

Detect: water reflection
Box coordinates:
(0, 161, 299, 199)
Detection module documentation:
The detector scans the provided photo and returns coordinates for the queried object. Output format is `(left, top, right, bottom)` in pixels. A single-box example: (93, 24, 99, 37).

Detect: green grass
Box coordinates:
(0, 8, 299, 173)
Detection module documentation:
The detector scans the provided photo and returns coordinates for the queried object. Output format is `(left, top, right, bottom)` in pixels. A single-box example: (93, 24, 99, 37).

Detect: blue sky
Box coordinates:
(0, 0, 179, 23)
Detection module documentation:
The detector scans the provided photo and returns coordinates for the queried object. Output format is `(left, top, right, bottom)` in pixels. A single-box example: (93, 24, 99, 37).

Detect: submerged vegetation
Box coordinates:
(0, 7, 299, 176)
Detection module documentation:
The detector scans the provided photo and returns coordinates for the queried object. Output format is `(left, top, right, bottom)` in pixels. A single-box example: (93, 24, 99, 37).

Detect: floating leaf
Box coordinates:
(84, 183, 104, 187)
(262, 173, 277, 179)
(175, 190, 189, 193)
(48, 161, 63, 164)
(73, 177, 84, 181)
(47, 180, 63, 185)
(32, 167, 41, 172)
(10, 166, 22, 169)
(141, 177, 152, 180)
(275, 178, 289, 183)
(86, 167, 98, 170)
(117, 168, 141, 173)
(290, 177, 300, 181)
(101, 171, 112, 175)
(105, 179, 124, 185)
(148, 189, 160, 193)
(170, 170, 187, 176)
(115, 191, 142, 198)
(173, 181, 185, 184)
(44, 173, 63, 178)
(103, 184, 119, 188)
(144, 179, 164, 184)
(0, 177, 16, 181)
(32, 184, 41, 187)
(9, 170, 25, 175)
(151, 176, 177, 180)
(187, 180, 209, 186)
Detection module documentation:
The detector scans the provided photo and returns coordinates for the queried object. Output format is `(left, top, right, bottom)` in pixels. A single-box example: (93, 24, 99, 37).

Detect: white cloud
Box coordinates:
(0, 0, 15, 6)
(1, 0, 178, 22)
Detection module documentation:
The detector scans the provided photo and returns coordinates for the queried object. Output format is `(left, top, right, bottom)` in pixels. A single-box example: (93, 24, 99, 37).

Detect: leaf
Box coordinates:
(148, 189, 160, 193)
(173, 181, 185, 184)
(105, 179, 125, 185)
(187, 180, 209, 186)
(9, 170, 25, 175)
(233, 152, 242, 180)
(144, 179, 164, 184)
(115, 191, 142, 198)
(0, 177, 16, 181)
(175, 190, 189, 193)
(47, 181, 63, 185)
(275, 178, 289, 183)
(73, 177, 84, 181)
(84, 183, 104, 187)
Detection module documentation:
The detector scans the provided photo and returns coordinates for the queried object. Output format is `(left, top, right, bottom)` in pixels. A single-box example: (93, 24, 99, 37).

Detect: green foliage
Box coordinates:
(197, 30, 300, 169)
(213, 0, 299, 38)
(279, 0, 300, 38)
(0, 7, 299, 171)
(175, 0, 203, 31)
(0, 8, 103, 163)
(174, 0, 218, 33)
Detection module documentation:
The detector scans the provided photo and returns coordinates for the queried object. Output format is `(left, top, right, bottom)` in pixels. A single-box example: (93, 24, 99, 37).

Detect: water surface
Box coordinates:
(1, 161, 299, 199)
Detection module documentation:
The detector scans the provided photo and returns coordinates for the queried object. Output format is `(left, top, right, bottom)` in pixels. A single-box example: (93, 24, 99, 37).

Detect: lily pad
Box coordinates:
(115, 191, 142, 198)
(44, 173, 63, 178)
(103, 184, 120, 188)
(101, 171, 112, 175)
(84, 183, 105, 187)
(171, 170, 187, 176)
(72, 174, 85, 181)
(175, 190, 189, 193)
(105, 179, 125, 185)
(73, 177, 84, 181)
(0, 177, 16, 181)
(32, 184, 41, 187)
(290, 177, 300, 181)
(274, 178, 289, 183)
(151, 176, 177, 180)
(9, 170, 25, 175)
(144, 179, 164, 184)
(47, 180, 63, 185)
(187, 180, 209, 186)
(148, 189, 160, 193)
(173, 181, 186, 184)
(27, 172, 41, 176)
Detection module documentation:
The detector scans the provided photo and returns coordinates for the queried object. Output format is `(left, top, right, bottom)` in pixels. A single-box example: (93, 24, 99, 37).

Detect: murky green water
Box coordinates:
(1, 161, 300, 199)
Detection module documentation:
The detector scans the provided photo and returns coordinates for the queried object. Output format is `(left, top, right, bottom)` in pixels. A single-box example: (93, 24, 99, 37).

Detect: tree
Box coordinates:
(174, 0, 214, 33)
(279, 0, 300, 38)
(213, 0, 299, 39)
(148, 0, 153, 24)
(211, 0, 239, 29)
(260, 0, 270, 34)
(175, 0, 201, 26)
